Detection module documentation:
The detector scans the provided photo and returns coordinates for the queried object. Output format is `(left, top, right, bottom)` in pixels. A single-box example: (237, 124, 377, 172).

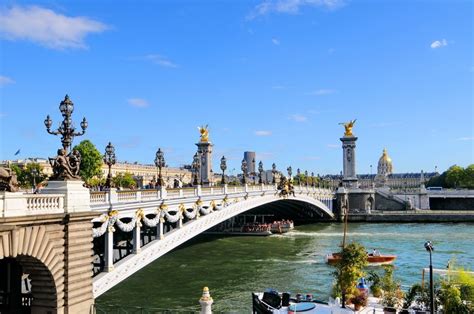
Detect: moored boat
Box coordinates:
(326, 252, 396, 265)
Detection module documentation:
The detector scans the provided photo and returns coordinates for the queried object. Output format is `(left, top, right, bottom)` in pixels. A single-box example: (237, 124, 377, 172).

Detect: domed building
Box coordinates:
(377, 148, 393, 176)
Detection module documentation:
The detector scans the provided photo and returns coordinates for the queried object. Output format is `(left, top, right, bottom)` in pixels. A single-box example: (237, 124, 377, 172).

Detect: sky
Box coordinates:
(0, 0, 473, 176)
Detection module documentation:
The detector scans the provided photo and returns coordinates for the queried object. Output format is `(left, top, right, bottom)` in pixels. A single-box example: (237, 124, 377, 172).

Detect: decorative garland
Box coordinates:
(92, 214, 109, 238)
(200, 206, 213, 215)
(142, 209, 161, 227)
(164, 208, 181, 223)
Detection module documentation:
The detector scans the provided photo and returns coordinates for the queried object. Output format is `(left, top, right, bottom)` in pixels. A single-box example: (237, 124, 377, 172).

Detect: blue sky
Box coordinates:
(0, 0, 472, 175)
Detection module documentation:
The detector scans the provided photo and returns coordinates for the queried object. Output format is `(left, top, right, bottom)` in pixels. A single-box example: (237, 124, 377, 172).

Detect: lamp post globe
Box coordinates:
(272, 163, 277, 184)
(155, 148, 165, 187)
(258, 161, 264, 184)
(103, 142, 116, 189)
(287, 166, 292, 181)
(220, 156, 227, 185)
(241, 159, 248, 184)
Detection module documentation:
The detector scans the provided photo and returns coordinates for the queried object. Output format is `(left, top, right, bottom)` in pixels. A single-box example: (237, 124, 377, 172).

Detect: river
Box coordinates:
(96, 223, 474, 312)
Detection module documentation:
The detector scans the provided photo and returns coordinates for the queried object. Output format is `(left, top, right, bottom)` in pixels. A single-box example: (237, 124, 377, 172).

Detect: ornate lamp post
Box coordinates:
(241, 159, 248, 184)
(44, 95, 88, 180)
(271, 163, 277, 184)
(311, 172, 315, 187)
(424, 241, 435, 314)
(287, 166, 292, 182)
(192, 153, 200, 186)
(44, 95, 88, 153)
(258, 161, 264, 184)
(103, 142, 116, 189)
(220, 156, 227, 185)
(305, 170, 309, 186)
(154, 148, 165, 187)
(297, 168, 301, 185)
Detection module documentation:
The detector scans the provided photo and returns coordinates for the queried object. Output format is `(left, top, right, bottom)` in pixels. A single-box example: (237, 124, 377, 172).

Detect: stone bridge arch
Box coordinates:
(93, 194, 334, 297)
(0, 212, 96, 314)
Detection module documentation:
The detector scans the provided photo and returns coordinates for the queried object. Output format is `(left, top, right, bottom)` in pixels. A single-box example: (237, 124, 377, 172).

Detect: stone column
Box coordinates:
(199, 287, 213, 314)
(196, 142, 213, 186)
(157, 218, 164, 239)
(132, 222, 141, 254)
(41, 180, 91, 213)
(104, 227, 114, 272)
(340, 136, 359, 189)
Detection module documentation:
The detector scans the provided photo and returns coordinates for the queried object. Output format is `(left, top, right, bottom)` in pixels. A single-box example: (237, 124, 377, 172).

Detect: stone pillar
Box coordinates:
(199, 287, 213, 314)
(157, 218, 164, 239)
(196, 185, 202, 197)
(159, 186, 167, 199)
(340, 136, 358, 188)
(223, 184, 228, 195)
(104, 228, 114, 272)
(196, 142, 213, 186)
(132, 223, 141, 254)
(335, 187, 349, 222)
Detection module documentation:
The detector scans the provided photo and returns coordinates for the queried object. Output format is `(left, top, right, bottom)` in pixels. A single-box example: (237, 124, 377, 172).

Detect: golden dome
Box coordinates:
(377, 148, 393, 176)
(379, 148, 392, 163)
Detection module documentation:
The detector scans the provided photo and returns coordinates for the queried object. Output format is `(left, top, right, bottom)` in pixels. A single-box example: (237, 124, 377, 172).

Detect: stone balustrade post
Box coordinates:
(260, 183, 264, 191)
(196, 185, 202, 197)
(104, 227, 114, 272)
(109, 188, 118, 205)
(132, 222, 141, 254)
(179, 188, 184, 197)
(136, 191, 142, 202)
(210, 187, 214, 195)
(244, 184, 249, 193)
(223, 184, 228, 195)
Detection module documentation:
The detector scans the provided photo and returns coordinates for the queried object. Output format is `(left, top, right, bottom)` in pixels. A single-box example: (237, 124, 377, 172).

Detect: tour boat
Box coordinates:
(270, 220, 294, 234)
(326, 252, 397, 266)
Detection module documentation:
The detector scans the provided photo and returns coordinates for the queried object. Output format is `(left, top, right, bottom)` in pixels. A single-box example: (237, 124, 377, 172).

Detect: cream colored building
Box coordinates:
(1, 158, 192, 188)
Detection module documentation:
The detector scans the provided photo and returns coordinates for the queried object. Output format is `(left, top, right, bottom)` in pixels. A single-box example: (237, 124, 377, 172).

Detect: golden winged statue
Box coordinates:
(198, 125, 209, 142)
(339, 119, 357, 137)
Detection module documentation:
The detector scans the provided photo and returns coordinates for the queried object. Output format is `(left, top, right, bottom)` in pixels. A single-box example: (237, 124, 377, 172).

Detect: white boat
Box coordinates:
(270, 220, 294, 234)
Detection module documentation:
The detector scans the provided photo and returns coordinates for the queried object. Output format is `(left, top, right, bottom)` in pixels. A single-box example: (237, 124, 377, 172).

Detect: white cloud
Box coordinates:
(456, 137, 474, 141)
(255, 130, 272, 136)
(289, 114, 307, 122)
(272, 38, 280, 45)
(430, 39, 448, 49)
(308, 89, 336, 95)
(0, 5, 108, 49)
(144, 54, 178, 68)
(248, 0, 344, 19)
(128, 98, 149, 108)
(0, 75, 15, 86)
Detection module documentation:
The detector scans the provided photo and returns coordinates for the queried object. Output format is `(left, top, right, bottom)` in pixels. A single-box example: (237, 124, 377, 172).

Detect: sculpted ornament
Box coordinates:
(339, 119, 357, 137)
(0, 166, 19, 192)
(198, 125, 209, 143)
(49, 148, 82, 180)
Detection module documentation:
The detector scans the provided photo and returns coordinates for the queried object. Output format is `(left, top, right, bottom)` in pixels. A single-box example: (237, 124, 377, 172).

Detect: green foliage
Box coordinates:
(350, 290, 368, 306)
(381, 265, 404, 307)
(367, 270, 383, 297)
(10, 163, 47, 188)
(113, 172, 136, 189)
(427, 164, 474, 188)
(73, 140, 103, 182)
(88, 177, 106, 188)
(332, 242, 368, 300)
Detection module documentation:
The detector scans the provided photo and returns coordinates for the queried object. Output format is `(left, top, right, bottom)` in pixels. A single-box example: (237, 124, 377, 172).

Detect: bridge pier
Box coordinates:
(132, 222, 141, 254)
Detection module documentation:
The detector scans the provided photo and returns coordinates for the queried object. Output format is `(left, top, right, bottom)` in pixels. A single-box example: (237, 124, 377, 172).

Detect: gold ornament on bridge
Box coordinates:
(198, 125, 209, 143)
(339, 119, 357, 137)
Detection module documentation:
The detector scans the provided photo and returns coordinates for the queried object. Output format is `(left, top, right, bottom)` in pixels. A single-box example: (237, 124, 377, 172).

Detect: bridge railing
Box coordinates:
(1, 193, 64, 217)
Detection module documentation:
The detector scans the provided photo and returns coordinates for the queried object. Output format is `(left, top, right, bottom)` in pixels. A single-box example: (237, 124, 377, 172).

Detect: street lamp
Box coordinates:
(44, 95, 88, 153)
(220, 156, 227, 185)
(192, 153, 200, 186)
(311, 172, 315, 187)
(241, 159, 248, 184)
(154, 148, 165, 187)
(258, 161, 264, 184)
(424, 241, 435, 314)
(272, 163, 277, 184)
(103, 142, 116, 189)
(287, 166, 292, 182)
(297, 168, 301, 186)
(305, 170, 309, 186)
(31, 168, 39, 191)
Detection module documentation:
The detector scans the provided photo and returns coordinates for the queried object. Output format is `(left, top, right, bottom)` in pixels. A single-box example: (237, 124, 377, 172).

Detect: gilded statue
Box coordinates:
(339, 119, 357, 137)
(198, 125, 209, 143)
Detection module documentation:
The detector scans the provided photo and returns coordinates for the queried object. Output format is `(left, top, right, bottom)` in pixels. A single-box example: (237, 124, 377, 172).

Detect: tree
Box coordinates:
(332, 242, 368, 303)
(463, 164, 474, 188)
(113, 172, 136, 189)
(73, 140, 103, 183)
(10, 163, 47, 188)
(445, 165, 465, 188)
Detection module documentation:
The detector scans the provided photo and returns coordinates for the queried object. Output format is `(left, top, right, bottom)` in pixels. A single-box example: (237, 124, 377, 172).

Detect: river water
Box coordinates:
(97, 223, 474, 312)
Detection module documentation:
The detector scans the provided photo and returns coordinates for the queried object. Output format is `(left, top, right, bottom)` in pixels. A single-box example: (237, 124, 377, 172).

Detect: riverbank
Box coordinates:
(349, 210, 474, 222)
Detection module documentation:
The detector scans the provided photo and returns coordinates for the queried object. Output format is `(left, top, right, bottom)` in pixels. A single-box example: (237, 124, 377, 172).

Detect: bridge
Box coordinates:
(0, 182, 334, 313)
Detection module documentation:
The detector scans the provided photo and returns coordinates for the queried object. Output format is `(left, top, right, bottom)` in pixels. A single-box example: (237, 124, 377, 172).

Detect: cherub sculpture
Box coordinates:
(198, 125, 209, 143)
(339, 119, 357, 137)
